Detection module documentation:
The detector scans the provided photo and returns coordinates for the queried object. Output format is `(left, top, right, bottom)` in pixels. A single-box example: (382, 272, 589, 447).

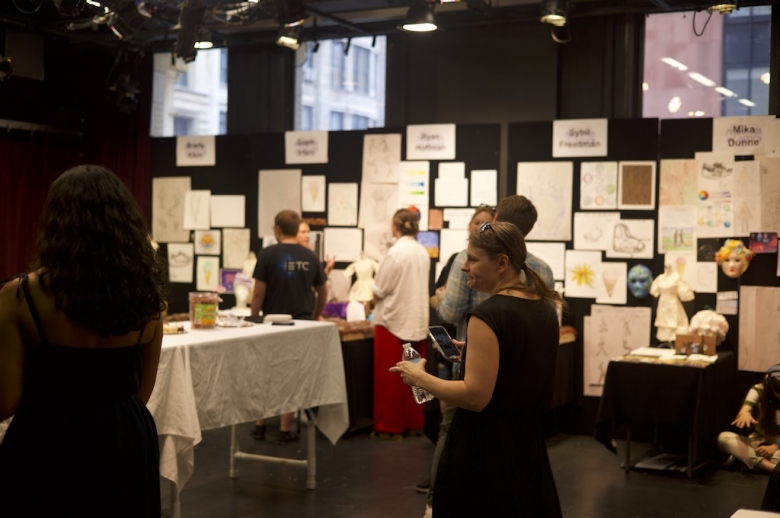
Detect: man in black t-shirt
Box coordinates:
(250, 210, 328, 443)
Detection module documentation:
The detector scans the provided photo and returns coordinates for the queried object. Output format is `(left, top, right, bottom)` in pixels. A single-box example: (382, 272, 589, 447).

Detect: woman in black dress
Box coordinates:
(392, 221, 562, 517)
(0, 165, 167, 516)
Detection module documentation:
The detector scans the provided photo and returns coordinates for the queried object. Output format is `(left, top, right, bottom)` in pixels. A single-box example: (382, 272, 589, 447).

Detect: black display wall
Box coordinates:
(150, 124, 500, 314)
(508, 118, 660, 433)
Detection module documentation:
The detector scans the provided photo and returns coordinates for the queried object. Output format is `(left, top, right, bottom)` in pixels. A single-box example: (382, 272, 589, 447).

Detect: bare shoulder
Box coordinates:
(0, 276, 22, 309)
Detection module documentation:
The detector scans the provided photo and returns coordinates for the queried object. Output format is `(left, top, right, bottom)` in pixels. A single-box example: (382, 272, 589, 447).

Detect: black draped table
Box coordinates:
(595, 351, 735, 477)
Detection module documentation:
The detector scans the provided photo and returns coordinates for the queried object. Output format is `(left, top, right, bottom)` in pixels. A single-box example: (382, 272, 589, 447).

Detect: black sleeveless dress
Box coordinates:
(0, 275, 161, 517)
(432, 295, 562, 517)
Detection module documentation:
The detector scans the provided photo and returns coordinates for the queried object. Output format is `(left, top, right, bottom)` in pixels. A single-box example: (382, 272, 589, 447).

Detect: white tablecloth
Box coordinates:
(146, 320, 349, 492)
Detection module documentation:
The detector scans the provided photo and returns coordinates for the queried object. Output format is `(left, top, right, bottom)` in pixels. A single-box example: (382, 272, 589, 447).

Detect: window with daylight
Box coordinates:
(643, 7, 771, 119)
(294, 37, 386, 131)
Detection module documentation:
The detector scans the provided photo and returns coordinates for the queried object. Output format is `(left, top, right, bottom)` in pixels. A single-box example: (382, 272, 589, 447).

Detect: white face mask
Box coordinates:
(721, 252, 747, 279)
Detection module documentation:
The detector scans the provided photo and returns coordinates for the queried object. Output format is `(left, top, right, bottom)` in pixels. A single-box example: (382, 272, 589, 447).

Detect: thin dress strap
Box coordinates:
(20, 273, 48, 344)
(135, 322, 147, 346)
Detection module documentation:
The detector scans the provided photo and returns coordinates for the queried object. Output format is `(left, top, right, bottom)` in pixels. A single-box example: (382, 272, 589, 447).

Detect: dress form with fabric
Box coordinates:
(344, 252, 379, 302)
(0, 274, 161, 517)
(650, 266, 695, 342)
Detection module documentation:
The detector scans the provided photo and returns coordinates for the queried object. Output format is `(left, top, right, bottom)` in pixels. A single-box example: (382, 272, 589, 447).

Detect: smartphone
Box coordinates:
(428, 325, 461, 361)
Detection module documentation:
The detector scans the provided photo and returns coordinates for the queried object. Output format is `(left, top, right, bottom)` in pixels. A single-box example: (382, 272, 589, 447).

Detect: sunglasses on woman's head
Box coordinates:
(479, 221, 512, 260)
(477, 204, 496, 214)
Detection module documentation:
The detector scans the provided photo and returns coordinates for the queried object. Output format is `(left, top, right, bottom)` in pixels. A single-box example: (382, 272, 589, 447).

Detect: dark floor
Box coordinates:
(161, 420, 770, 518)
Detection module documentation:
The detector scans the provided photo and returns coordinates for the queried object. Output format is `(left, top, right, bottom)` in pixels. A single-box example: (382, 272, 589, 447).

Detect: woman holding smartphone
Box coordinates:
(391, 221, 563, 517)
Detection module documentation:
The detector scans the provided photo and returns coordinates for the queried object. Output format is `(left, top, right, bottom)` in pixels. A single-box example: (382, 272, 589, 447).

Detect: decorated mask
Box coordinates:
(627, 264, 652, 299)
(714, 239, 754, 279)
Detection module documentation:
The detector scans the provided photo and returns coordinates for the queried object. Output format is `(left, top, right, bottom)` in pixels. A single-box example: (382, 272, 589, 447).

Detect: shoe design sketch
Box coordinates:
(613, 223, 647, 254)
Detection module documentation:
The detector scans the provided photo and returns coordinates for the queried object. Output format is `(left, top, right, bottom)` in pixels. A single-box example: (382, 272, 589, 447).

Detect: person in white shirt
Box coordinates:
(371, 208, 430, 439)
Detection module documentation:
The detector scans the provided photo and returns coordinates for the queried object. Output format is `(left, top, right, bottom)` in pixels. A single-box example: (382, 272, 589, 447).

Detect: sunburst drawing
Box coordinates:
(571, 263, 596, 287)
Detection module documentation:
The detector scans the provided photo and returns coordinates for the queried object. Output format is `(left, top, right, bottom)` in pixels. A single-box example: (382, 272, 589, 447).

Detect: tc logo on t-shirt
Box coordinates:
(286, 260, 310, 272)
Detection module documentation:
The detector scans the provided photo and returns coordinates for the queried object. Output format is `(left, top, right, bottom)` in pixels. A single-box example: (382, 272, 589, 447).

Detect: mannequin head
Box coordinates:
(714, 239, 754, 278)
(627, 264, 652, 299)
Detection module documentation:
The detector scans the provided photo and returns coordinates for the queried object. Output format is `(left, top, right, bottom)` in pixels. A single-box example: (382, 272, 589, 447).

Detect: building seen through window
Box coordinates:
(643, 7, 771, 119)
(295, 36, 386, 131)
(151, 48, 228, 137)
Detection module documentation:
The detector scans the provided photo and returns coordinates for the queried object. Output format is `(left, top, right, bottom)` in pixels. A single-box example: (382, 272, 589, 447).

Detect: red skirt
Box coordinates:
(373, 325, 426, 434)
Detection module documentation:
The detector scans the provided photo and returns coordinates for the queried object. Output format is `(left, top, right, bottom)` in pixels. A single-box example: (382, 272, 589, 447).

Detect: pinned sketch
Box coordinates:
(595, 262, 627, 305)
(443, 208, 475, 230)
(658, 206, 696, 254)
(194, 230, 221, 256)
(398, 161, 430, 205)
(696, 238, 721, 262)
(695, 152, 735, 238)
(438, 162, 466, 181)
(417, 231, 440, 259)
(663, 252, 697, 291)
(585, 305, 652, 397)
(659, 159, 698, 207)
(324, 227, 363, 262)
(440, 229, 468, 262)
(219, 269, 242, 294)
(435, 171, 468, 207)
(152, 177, 191, 243)
(301, 176, 326, 213)
(739, 286, 780, 372)
(167, 243, 194, 283)
(196, 256, 220, 292)
(717, 291, 739, 316)
(733, 161, 762, 234)
(470, 170, 498, 207)
(328, 269, 351, 302)
(363, 134, 402, 184)
(573, 212, 620, 251)
(526, 242, 566, 281)
(406, 124, 456, 160)
(564, 250, 601, 298)
(429, 209, 443, 230)
(285, 131, 328, 164)
(328, 183, 358, 226)
(258, 169, 302, 237)
(606, 219, 654, 259)
(760, 158, 780, 233)
(222, 228, 251, 269)
(183, 190, 211, 230)
(712, 115, 776, 156)
(695, 262, 718, 294)
(176, 135, 215, 167)
(580, 162, 617, 210)
(517, 161, 573, 241)
(618, 161, 656, 210)
(358, 183, 398, 260)
(210, 195, 245, 228)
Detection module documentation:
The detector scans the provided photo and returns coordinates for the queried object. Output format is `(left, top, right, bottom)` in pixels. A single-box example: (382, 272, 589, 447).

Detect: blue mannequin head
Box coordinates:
(628, 264, 652, 299)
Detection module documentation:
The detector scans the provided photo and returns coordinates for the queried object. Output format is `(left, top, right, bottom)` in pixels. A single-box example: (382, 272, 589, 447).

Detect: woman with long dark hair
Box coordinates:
(392, 221, 563, 517)
(0, 165, 167, 516)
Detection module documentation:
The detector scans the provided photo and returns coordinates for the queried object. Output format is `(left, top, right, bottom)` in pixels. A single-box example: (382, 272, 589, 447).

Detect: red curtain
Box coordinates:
(0, 54, 152, 279)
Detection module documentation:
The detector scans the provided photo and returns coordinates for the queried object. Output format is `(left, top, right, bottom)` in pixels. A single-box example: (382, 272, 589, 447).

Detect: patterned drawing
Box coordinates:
(659, 159, 698, 207)
(222, 228, 251, 269)
(194, 230, 221, 256)
(760, 158, 780, 233)
(362, 134, 402, 184)
(328, 183, 359, 226)
(584, 305, 652, 397)
(152, 177, 191, 243)
(695, 153, 734, 238)
(183, 190, 211, 230)
(618, 161, 656, 210)
(564, 250, 601, 299)
(580, 162, 617, 210)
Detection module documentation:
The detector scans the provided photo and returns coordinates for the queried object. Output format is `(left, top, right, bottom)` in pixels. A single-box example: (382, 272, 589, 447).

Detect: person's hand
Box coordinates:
(757, 444, 779, 459)
(390, 358, 427, 387)
(732, 412, 757, 429)
(435, 286, 446, 300)
(452, 339, 466, 351)
(325, 255, 336, 269)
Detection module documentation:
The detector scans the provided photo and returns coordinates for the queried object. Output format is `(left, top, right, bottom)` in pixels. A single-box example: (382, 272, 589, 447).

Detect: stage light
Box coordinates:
(174, 0, 206, 64)
(53, 0, 86, 16)
(540, 0, 568, 27)
(708, 1, 737, 14)
(402, 3, 437, 32)
(109, 72, 140, 113)
(276, 0, 306, 27)
(276, 24, 302, 50)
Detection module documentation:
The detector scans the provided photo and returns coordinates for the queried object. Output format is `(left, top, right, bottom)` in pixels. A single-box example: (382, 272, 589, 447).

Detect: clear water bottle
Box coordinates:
(402, 343, 434, 404)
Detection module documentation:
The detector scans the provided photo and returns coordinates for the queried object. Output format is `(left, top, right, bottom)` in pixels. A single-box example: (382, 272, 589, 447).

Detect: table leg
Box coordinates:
(170, 480, 181, 518)
(306, 419, 317, 490)
(230, 424, 240, 479)
(688, 430, 694, 479)
(624, 424, 632, 473)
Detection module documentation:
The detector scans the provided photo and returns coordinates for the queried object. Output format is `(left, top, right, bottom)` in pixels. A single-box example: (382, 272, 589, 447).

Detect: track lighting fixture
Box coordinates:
(174, 0, 206, 63)
(402, 3, 437, 33)
(276, 24, 302, 50)
(52, 0, 86, 16)
(540, 0, 568, 27)
(707, 1, 737, 14)
(276, 0, 307, 27)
